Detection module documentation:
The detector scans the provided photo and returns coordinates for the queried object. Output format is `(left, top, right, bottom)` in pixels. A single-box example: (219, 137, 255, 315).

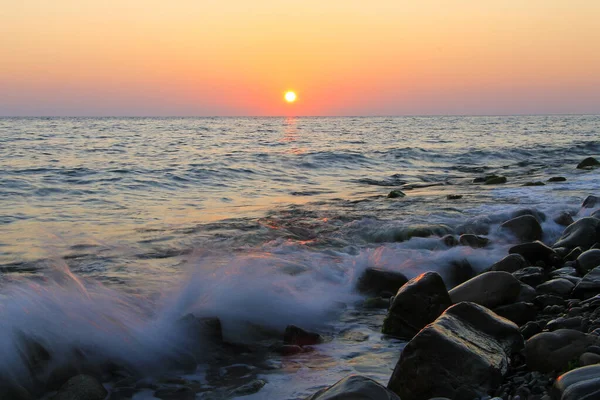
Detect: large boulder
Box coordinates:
(489, 254, 528, 273)
(573, 267, 600, 299)
(536, 278, 575, 297)
(509, 241, 558, 267)
(582, 195, 600, 209)
(449, 271, 521, 309)
(525, 329, 599, 373)
(388, 302, 523, 400)
(553, 365, 600, 400)
(577, 250, 600, 275)
(356, 268, 409, 296)
(382, 272, 451, 339)
(307, 375, 401, 400)
(52, 375, 107, 400)
(500, 215, 543, 243)
(553, 218, 600, 251)
(577, 157, 600, 169)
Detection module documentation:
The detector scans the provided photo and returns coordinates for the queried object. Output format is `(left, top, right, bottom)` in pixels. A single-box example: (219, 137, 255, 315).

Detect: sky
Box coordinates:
(1, 0, 600, 116)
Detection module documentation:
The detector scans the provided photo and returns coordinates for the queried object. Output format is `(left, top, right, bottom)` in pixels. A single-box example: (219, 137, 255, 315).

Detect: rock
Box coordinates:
(534, 294, 566, 308)
(553, 365, 600, 399)
(592, 209, 600, 219)
(387, 302, 523, 400)
(577, 250, 600, 274)
(449, 271, 522, 309)
(493, 302, 537, 326)
(154, 387, 196, 400)
(500, 215, 543, 243)
(474, 174, 499, 183)
(521, 321, 543, 340)
(565, 247, 583, 262)
(523, 181, 545, 186)
(458, 234, 489, 248)
(582, 195, 600, 208)
(489, 254, 529, 273)
(387, 190, 406, 198)
(548, 176, 567, 182)
(0, 384, 34, 400)
(446, 259, 475, 287)
(573, 267, 600, 299)
(307, 375, 401, 400)
(229, 379, 267, 397)
(509, 241, 558, 267)
(356, 268, 409, 296)
(551, 266, 579, 279)
(546, 317, 584, 331)
(536, 279, 575, 297)
(388, 224, 453, 242)
(512, 208, 547, 222)
(485, 176, 507, 185)
(555, 212, 575, 227)
(284, 325, 323, 346)
(580, 352, 600, 366)
(525, 329, 599, 373)
(52, 375, 107, 400)
(513, 267, 548, 287)
(577, 157, 600, 169)
(363, 297, 390, 309)
(554, 217, 600, 251)
(441, 234, 458, 247)
(382, 271, 451, 339)
(447, 194, 463, 200)
(517, 283, 537, 302)
(276, 345, 303, 355)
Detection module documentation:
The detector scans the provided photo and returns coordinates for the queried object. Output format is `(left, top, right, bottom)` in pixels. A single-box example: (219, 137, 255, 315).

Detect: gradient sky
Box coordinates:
(2, 1, 600, 116)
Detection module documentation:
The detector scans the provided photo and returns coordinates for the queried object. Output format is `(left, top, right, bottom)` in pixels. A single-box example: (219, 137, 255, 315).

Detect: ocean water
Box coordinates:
(0, 116, 599, 398)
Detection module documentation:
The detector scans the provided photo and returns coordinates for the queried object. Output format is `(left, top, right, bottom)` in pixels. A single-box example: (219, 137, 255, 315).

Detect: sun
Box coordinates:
(284, 91, 297, 103)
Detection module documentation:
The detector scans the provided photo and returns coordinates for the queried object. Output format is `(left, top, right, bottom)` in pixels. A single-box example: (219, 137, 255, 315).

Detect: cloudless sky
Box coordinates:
(1, 0, 599, 116)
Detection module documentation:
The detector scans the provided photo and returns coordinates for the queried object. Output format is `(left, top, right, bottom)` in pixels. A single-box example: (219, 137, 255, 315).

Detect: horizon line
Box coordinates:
(1, 113, 599, 118)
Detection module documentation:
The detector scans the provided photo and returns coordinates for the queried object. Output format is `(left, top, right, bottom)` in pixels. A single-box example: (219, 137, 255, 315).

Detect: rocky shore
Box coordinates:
(2, 157, 600, 400)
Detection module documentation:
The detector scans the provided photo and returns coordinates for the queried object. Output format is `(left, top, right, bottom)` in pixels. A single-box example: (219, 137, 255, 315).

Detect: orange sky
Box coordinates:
(1, 0, 599, 116)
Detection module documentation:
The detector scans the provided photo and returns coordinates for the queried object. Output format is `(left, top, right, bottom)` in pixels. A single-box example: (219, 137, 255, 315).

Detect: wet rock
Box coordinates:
(356, 268, 409, 296)
(363, 297, 390, 309)
(534, 294, 566, 308)
(388, 302, 523, 400)
(546, 317, 584, 331)
(580, 352, 600, 366)
(512, 208, 547, 222)
(592, 209, 600, 219)
(489, 254, 529, 273)
(500, 215, 543, 242)
(449, 271, 522, 309)
(389, 224, 453, 242)
(576, 250, 600, 274)
(548, 176, 567, 182)
(154, 386, 196, 400)
(229, 379, 267, 397)
(0, 384, 34, 400)
(382, 271, 451, 339)
(509, 241, 558, 267)
(517, 283, 537, 302)
(573, 267, 600, 299)
(513, 267, 547, 287)
(458, 234, 489, 248)
(525, 329, 599, 373)
(307, 375, 400, 400)
(565, 247, 583, 262)
(446, 194, 463, 200)
(553, 217, 600, 251)
(553, 365, 600, 399)
(387, 190, 406, 199)
(521, 321, 543, 340)
(446, 259, 475, 287)
(275, 345, 303, 356)
(577, 157, 600, 169)
(474, 174, 499, 183)
(536, 278, 575, 297)
(555, 212, 575, 227)
(485, 176, 507, 185)
(523, 181, 545, 186)
(441, 234, 458, 247)
(582, 195, 600, 208)
(493, 302, 537, 326)
(52, 375, 107, 400)
(551, 266, 579, 279)
(284, 325, 323, 346)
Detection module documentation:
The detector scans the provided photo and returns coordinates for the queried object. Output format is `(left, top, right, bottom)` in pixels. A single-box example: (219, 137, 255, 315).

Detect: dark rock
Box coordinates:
(387, 302, 523, 400)
(554, 217, 600, 251)
(441, 234, 458, 247)
(307, 375, 400, 400)
(356, 268, 409, 296)
(52, 375, 107, 400)
(583, 195, 600, 208)
(555, 212, 575, 227)
(458, 234, 489, 248)
(276, 345, 303, 356)
(548, 176, 567, 182)
(485, 176, 507, 185)
(388, 224, 453, 242)
(518, 283, 537, 302)
(500, 215, 543, 242)
(382, 272, 451, 339)
(521, 321, 543, 340)
(577, 157, 600, 169)
(536, 278, 575, 297)
(446, 194, 463, 200)
(526, 329, 599, 373)
(284, 325, 323, 346)
(579, 352, 600, 366)
(523, 181, 545, 186)
(565, 247, 583, 262)
(493, 302, 537, 326)
(489, 254, 529, 273)
(513, 267, 548, 287)
(551, 266, 579, 279)
(577, 250, 600, 275)
(573, 267, 600, 299)
(449, 271, 521, 309)
(387, 190, 406, 199)
(474, 174, 501, 183)
(229, 380, 267, 397)
(593, 209, 600, 219)
(0, 384, 34, 400)
(546, 317, 584, 331)
(363, 297, 390, 309)
(510, 241, 558, 267)
(512, 208, 547, 222)
(535, 295, 566, 308)
(553, 365, 600, 399)
(154, 387, 196, 400)
(446, 259, 475, 287)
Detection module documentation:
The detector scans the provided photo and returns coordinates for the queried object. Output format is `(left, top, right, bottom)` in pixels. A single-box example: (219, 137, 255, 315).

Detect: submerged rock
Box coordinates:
(555, 212, 575, 227)
(387, 190, 406, 199)
(356, 268, 408, 296)
(458, 234, 489, 248)
(485, 176, 507, 185)
(548, 176, 567, 182)
(449, 271, 521, 309)
(511, 208, 547, 222)
(283, 325, 323, 346)
(441, 234, 458, 247)
(489, 254, 528, 273)
(553, 365, 600, 400)
(388, 302, 523, 400)
(500, 215, 543, 242)
(446, 194, 463, 200)
(523, 181, 545, 186)
(525, 329, 599, 373)
(52, 375, 107, 400)
(382, 271, 451, 339)
(307, 375, 400, 400)
(554, 217, 600, 251)
(577, 157, 600, 169)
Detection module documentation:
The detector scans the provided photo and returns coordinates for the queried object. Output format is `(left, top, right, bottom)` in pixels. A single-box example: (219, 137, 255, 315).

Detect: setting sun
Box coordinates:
(284, 91, 297, 103)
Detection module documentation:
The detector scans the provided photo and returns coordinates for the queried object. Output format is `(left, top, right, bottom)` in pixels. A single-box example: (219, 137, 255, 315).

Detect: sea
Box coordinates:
(0, 115, 599, 398)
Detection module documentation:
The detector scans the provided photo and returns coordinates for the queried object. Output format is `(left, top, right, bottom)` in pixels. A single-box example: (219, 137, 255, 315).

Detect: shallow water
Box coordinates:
(0, 116, 599, 398)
